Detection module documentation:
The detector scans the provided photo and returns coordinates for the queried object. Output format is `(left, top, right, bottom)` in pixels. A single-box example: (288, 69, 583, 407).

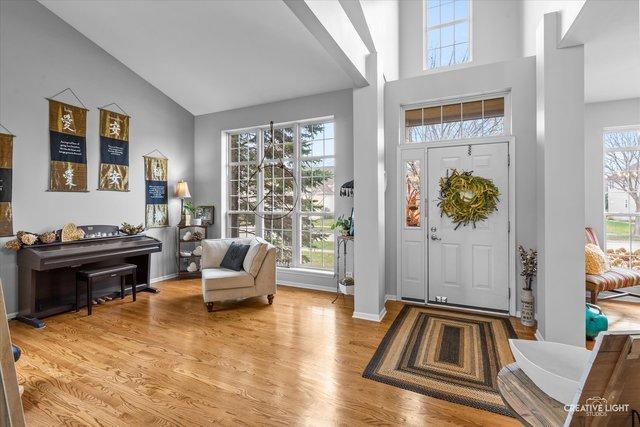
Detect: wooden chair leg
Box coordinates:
(120, 276, 125, 300)
(206, 302, 214, 312)
(131, 270, 136, 302)
(87, 279, 92, 316)
(591, 290, 598, 305)
(267, 294, 274, 305)
(75, 278, 80, 312)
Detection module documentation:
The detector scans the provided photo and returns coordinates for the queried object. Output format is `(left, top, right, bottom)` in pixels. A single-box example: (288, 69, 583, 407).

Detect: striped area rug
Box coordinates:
(363, 305, 517, 416)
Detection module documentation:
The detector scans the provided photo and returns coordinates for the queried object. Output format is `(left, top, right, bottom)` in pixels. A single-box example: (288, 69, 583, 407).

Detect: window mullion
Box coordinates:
(293, 123, 301, 268)
(426, 18, 468, 32)
(256, 129, 264, 238)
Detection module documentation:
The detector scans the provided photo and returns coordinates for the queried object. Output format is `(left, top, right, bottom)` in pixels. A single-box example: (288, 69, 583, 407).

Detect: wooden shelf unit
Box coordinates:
(176, 224, 208, 279)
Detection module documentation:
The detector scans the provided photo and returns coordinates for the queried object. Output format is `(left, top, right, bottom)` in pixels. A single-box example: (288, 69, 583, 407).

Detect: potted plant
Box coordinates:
(183, 200, 196, 226)
(518, 245, 538, 327)
(331, 215, 352, 237)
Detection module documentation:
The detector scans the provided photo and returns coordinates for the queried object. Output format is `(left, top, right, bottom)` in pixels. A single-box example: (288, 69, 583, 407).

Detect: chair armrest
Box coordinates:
(254, 247, 277, 295)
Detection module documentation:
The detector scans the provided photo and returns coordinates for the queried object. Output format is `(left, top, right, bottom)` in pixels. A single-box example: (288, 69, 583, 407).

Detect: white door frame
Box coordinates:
(396, 136, 516, 316)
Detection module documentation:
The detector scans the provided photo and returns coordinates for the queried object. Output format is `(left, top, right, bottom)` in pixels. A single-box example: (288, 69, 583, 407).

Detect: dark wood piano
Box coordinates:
(17, 225, 162, 328)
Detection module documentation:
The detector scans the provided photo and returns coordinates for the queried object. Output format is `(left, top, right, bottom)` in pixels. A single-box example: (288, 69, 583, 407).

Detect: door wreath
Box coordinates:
(437, 169, 500, 229)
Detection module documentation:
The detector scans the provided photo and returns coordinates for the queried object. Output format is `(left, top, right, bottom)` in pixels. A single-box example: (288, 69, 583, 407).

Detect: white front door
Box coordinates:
(427, 143, 509, 311)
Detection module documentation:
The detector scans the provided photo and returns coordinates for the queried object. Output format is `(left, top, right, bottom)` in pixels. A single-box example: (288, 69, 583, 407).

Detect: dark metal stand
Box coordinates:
(332, 235, 353, 303)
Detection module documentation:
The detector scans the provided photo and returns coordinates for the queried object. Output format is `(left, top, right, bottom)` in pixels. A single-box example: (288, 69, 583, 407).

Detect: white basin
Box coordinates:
(509, 339, 592, 405)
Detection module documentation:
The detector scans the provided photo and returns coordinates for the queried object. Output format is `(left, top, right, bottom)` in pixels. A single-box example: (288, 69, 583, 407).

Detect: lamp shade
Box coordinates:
(175, 180, 191, 198)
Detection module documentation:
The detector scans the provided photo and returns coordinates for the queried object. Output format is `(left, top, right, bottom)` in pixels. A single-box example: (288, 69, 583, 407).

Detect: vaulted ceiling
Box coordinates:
(39, 0, 354, 116)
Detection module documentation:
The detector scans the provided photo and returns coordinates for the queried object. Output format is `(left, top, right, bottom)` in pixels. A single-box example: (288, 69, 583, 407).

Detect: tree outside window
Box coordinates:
(604, 128, 640, 270)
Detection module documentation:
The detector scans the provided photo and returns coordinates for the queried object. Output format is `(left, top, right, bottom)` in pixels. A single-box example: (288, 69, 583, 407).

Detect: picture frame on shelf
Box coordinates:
(195, 205, 214, 226)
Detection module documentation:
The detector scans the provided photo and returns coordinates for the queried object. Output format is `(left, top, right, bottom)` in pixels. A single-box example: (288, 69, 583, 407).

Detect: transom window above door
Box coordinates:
(405, 97, 505, 143)
(425, 0, 470, 70)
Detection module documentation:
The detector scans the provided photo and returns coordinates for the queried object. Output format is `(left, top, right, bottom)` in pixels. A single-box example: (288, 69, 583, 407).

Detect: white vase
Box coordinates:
(521, 288, 535, 327)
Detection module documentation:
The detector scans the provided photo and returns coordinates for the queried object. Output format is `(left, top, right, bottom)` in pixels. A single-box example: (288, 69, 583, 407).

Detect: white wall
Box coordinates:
(194, 89, 353, 290)
(521, 0, 586, 56)
(399, 0, 522, 79)
(385, 56, 537, 307)
(353, 53, 386, 320)
(0, 0, 195, 315)
(585, 98, 640, 242)
(361, 0, 399, 81)
(535, 12, 585, 346)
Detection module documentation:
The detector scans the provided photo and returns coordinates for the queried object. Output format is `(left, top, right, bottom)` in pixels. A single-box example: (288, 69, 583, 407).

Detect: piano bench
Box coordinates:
(76, 263, 137, 315)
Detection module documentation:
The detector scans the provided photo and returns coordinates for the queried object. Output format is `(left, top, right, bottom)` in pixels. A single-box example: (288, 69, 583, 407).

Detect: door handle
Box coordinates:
(430, 234, 441, 241)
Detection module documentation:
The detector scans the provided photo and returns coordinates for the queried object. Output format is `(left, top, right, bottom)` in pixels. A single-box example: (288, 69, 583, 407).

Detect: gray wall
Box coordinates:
(585, 98, 640, 243)
(194, 89, 353, 289)
(384, 56, 537, 308)
(0, 0, 195, 315)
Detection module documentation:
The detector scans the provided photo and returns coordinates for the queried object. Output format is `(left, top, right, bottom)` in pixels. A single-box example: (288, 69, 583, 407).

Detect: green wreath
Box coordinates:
(437, 169, 500, 230)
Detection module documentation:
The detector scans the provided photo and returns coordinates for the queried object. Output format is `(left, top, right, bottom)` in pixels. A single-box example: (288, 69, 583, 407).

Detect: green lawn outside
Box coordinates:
(301, 249, 334, 269)
(606, 219, 640, 241)
(607, 219, 632, 234)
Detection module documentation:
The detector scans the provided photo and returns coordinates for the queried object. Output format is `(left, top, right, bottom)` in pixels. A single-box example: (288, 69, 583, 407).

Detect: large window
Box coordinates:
(227, 120, 335, 271)
(405, 97, 505, 143)
(425, 0, 470, 70)
(604, 127, 640, 270)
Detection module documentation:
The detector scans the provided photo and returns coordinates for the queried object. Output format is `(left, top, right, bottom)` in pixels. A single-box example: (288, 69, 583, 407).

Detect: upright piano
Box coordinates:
(17, 225, 162, 328)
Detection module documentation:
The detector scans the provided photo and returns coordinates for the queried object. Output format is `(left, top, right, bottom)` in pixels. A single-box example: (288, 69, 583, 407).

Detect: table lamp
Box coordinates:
(175, 180, 191, 225)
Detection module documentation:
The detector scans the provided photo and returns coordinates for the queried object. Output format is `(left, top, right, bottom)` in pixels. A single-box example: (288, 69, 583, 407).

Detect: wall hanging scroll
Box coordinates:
(47, 89, 88, 192)
(144, 152, 168, 228)
(98, 104, 130, 191)
(0, 125, 14, 236)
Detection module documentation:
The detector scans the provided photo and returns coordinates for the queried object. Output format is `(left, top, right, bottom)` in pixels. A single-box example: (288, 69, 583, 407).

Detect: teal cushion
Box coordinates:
(586, 303, 608, 339)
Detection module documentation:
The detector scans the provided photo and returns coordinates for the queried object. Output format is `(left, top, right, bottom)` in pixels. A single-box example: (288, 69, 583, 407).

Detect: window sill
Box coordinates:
(420, 60, 474, 76)
(277, 267, 334, 277)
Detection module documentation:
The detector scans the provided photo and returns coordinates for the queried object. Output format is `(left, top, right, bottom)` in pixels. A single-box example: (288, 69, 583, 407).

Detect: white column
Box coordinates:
(536, 12, 585, 346)
(353, 52, 386, 321)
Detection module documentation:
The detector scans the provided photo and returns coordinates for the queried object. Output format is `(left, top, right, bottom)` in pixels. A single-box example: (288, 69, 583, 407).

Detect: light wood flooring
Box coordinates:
(9, 279, 538, 426)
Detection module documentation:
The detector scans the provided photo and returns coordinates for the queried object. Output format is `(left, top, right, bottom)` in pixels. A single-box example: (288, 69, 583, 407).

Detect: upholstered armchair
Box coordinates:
(200, 237, 277, 311)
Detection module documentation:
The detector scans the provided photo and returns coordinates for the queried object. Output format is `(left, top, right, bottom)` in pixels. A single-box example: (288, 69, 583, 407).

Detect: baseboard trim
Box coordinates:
(353, 307, 387, 322)
(515, 310, 539, 320)
(277, 281, 335, 293)
(534, 329, 544, 341)
(7, 311, 17, 320)
(150, 273, 178, 284)
(385, 294, 397, 302)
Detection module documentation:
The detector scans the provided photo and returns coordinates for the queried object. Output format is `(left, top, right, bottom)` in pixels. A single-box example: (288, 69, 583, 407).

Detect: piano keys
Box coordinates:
(17, 225, 162, 328)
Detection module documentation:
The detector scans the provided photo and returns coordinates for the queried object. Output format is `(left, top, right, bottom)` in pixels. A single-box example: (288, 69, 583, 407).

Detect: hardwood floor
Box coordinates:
(9, 279, 535, 426)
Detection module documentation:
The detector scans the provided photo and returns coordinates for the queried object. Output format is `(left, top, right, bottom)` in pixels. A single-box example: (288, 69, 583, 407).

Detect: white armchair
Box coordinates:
(200, 237, 276, 311)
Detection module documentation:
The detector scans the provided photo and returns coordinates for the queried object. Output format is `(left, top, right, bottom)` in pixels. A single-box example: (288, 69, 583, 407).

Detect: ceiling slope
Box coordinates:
(40, 0, 355, 115)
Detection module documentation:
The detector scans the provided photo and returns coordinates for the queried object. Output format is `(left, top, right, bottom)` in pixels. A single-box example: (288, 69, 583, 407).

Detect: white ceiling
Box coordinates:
(39, 0, 354, 116)
(583, 0, 640, 103)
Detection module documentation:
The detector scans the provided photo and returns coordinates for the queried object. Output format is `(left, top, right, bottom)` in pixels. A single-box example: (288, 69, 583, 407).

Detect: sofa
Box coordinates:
(200, 237, 277, 311)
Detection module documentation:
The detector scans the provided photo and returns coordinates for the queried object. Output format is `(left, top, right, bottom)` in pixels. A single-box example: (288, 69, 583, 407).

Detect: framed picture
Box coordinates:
(195, 205, 214, 225)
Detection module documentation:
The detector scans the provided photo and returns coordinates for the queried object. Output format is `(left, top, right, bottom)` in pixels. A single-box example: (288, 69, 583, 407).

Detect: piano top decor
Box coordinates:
(120, 222, 145, 235)
(5, 224, 147, 251)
